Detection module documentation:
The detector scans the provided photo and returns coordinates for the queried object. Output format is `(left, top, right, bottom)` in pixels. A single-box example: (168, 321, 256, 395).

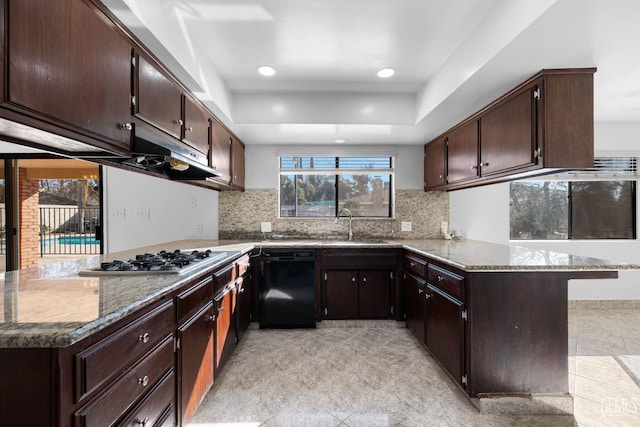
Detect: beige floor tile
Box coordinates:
(189, 307, 640, 427)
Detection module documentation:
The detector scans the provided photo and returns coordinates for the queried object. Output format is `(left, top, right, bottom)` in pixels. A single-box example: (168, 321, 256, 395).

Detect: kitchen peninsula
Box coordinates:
(0, 239, 636, 425)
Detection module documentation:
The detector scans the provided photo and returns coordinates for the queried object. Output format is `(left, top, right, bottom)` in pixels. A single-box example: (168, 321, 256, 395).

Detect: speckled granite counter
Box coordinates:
(1, 238, 636, 348)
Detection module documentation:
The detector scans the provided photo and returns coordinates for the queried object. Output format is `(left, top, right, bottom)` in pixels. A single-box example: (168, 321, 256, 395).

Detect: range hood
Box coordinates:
(118, 127, 221, 180)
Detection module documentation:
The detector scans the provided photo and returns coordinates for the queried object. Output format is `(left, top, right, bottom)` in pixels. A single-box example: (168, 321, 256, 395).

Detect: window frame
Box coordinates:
(509, 179, 637, 241)
(278, 156, 395, 219)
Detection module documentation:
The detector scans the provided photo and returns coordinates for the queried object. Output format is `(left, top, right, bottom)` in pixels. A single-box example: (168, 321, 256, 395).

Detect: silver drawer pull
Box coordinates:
(437, 275, 444, 282)
(410, 262, 415, 267)
(352, 277, 356, 282)
(138, 332, 150, 343)
(362, 277, 367, 283)
(138, 375, 149, 387)
(418, 289, 424, 294)
(208, 314, 216, 322)
(425, 293, 432, 299)
(218, 306, 224, 312)
(136, 417, 149, 426)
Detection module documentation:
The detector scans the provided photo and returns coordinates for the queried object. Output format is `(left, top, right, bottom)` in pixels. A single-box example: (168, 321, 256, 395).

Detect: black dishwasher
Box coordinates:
(257, 249, 316, 328)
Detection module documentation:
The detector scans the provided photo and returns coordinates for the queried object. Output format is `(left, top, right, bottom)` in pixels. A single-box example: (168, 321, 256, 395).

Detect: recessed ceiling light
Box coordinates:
(335, 138, 348, 144)
(257, 65, 276, 76)
(377, 67, 395, 78)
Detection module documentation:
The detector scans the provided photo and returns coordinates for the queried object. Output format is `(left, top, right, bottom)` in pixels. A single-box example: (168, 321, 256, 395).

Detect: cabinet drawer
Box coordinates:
(74, 336, 174, 426)
(427, 264, 464, 300)
(177, 275, 213, 325)
(213, 263, 235, 293)
(404, 254, 427, 278)
(321, 249, 398, 269)
(119, 369, 175, 427)
(237, 254, 250, 277)
(75, 300, 174, 402)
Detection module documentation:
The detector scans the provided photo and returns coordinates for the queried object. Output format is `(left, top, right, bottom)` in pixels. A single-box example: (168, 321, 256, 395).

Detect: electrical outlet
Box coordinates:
(261, 222, 272, 232)
(401, 221, 412, 232)
(110, 208, 125, 220)
(196, 223, 203, 233)
(135, 208, 150, 220)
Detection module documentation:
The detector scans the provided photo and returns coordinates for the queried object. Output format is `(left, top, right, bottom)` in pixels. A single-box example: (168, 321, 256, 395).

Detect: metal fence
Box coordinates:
(0, 206, 101, 256)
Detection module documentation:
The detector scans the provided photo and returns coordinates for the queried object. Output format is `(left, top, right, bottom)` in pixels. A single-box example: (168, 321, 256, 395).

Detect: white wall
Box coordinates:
(449, 121, 640, 300)
(103, 166, 219, 253)
(244, 144, 425, 190)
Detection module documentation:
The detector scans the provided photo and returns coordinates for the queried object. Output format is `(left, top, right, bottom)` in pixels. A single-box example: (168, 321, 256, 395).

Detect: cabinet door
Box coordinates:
(425, 284, 464, 387)
(236, 274, 251, 343)
(134, 54, 182, 140)
(446, 120, 479, 184)
(358, 270, 391, 318)
(424, 137, 446, 189)
(214, 287, 236, 372)
(210, 120, 232, 183)
(324, 270, 358, 319)
(7, 0, 132, 152)
(182, 94, 210, 155)
(177, 303, 214, 425)
(480, 84, 537, 176)
(230, 137, 245, 189)
(404, 273, 426, 343)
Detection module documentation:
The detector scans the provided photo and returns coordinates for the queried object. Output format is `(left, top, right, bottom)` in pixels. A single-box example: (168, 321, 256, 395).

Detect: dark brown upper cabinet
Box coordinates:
(210, 120, 233, 184)
(209, 119, 245, 191)
(445, 120, 479, 185)
(424, 68, 596, 191)
(133, 53, 183, 141)
(424, 136, 447, 190)
(182, 94, 210, 156)
(2, 0, 133, 156)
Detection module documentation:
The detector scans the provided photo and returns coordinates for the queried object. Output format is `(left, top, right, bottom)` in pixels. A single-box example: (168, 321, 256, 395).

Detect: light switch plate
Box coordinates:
(261, 222, 272, 232)
(401, 221, 412, 232)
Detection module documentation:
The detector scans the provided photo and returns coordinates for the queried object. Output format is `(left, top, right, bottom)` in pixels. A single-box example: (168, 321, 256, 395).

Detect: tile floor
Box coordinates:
(188, 308, 640, 427)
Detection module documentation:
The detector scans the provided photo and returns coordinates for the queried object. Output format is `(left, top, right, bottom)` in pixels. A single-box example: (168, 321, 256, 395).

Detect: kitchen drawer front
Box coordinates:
(177, 275, 214, 325)
(427, 264, 464, 300)
(119, 369, 175, 427)
(236, 254, 250, 277)
(320, 249, 399, 269)
(75, 300, 175, 402)
(213, 263, 235, 293)
(404, 254, 427, 278)
(74, 335, 174, 426)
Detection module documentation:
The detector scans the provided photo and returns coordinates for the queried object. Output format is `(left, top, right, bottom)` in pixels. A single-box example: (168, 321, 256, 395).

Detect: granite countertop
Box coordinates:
(0, 238, 637, 349)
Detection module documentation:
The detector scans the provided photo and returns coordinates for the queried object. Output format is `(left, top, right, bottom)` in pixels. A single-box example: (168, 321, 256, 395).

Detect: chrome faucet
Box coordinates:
(335, 208, 353, 241)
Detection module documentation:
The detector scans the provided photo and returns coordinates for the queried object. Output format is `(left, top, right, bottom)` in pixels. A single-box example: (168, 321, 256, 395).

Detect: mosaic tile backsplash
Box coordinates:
(219, 189, 449, 240)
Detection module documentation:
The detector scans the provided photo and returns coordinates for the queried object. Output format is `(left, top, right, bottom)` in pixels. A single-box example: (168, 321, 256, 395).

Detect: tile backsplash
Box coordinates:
(219, 189, 449, 240)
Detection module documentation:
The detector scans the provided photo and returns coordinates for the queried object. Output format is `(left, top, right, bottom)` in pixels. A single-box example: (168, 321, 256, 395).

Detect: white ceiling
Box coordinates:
(103, 0, 640, 146)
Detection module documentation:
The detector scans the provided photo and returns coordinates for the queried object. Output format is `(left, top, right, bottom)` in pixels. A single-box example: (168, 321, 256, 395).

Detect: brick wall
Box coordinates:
(19, 168, 39, 269)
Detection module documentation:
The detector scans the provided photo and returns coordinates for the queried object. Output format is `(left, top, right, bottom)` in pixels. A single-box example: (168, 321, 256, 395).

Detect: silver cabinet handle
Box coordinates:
(418, 288, 424, 294)
(136, 417, 149, 426)
(481, 162, 489, 167)
(351, 277, 356, 282)
(138, 332, 150, 343)
(207, 314, 216, 322)
(120, 122, 133, 131)
(175, 119, 184, 126)
(471, 165, 478, 170)
(187, 126, 193, 132)
(425, 293, 432, 299)
(410, 262, 415, 267)
(138, 375, 149, 387)
(362, 277, 367, 283)
(218, 306, 224, 312)
(437, 275, 444, 282)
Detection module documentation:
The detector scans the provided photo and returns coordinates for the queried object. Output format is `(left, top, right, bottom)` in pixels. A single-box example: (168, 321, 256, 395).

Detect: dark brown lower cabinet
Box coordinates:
(323, 269, 391, 319)
(177, 302, 215, 425)
(215, 284, 237, 372)
(403, 272, 426, 343)
(324, 270, 359, 319)
(402, 249, 619, 400)
(425, 284, 464, 387)
(235, 255, 252, 343)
